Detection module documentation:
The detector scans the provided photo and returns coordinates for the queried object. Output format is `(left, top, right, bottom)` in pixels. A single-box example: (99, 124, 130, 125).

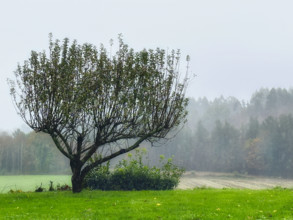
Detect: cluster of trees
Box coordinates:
(150, 88, 293, 178)
(1, 88, 293, 179)
(0, 130, 69, 174)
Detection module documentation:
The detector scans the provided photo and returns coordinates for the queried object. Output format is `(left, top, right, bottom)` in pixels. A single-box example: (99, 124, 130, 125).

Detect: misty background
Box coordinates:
(1, 88, 293, 178)
(0, 1, 293, 177)
(1, 0, 293, 132)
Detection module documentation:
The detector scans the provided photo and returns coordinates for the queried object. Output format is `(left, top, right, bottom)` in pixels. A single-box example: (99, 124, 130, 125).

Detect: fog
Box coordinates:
(1, 88, 293, 178)
(1, 0, 293, 132)
(148, 88, 293, 178)
(1, 1, 293, 179)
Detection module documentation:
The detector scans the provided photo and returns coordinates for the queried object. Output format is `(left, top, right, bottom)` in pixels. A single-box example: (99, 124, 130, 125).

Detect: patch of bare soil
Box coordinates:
(177, 171, 293, 189)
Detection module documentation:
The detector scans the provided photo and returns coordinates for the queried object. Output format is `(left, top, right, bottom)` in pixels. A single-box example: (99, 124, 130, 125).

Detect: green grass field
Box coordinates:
(0, 189, 292, 219)
(0, 176, 292, 219)
(0, 175, 71, 193)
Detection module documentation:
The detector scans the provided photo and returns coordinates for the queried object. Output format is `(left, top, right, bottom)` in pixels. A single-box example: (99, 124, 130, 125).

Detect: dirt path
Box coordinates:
(177, 172, 293, 189)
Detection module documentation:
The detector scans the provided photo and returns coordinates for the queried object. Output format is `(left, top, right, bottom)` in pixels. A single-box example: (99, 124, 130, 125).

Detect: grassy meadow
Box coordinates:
(0, 189, 292, 219)
(0, 175, 292, 219)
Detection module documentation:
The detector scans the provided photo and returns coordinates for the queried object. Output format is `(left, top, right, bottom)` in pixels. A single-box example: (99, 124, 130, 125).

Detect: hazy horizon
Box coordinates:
(1, 0, 293, 132)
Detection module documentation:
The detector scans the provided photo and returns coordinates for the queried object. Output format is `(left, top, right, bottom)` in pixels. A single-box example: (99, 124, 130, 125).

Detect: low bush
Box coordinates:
(33, 182, 72, 192)
(84, 148, 184, 190)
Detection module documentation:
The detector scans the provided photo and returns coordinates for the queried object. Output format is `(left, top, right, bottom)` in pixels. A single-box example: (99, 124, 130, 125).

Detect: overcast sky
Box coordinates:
(1, 0, 293, 132)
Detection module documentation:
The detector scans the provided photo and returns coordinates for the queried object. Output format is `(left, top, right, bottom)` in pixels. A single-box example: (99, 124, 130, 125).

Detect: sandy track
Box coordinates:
(177, 172, 293, 189)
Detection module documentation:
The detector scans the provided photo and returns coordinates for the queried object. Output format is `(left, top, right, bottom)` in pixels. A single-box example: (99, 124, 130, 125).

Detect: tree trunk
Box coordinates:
(70, 159, 83, 193)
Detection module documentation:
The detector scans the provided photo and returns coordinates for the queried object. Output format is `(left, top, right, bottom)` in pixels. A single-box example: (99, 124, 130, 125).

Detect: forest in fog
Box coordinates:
(1, 88, 293, 178)
(150, 88, 293, 178)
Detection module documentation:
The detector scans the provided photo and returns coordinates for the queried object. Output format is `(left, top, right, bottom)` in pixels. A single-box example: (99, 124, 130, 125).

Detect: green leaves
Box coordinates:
(9, 34, 189, 184)
(84, 148, 184, 190)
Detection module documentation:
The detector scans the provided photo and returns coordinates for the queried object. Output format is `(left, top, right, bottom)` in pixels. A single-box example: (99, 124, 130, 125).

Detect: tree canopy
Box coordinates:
(9, 34, 189, 192)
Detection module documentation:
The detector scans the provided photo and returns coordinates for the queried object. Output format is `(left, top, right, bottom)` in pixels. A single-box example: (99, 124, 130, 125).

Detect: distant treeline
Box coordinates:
(1, 88, 293, 177)
(0, 130, 69, 175)
(149, 88, 293, 178)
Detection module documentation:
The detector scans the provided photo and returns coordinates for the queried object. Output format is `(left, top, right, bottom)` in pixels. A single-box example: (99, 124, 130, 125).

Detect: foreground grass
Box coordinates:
(0, 175, 71, 193)
(0, 189, 292, 219)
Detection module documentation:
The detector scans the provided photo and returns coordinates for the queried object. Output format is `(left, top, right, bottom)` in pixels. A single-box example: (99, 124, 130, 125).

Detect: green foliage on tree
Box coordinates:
(8, 34, 189, 192)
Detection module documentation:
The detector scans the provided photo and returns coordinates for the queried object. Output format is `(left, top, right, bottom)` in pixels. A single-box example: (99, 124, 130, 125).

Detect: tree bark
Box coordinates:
(70, 159, 83, 193)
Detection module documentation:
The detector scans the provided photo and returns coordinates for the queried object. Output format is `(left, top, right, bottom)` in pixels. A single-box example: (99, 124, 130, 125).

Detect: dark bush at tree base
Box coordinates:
(83, 149, 184, 190)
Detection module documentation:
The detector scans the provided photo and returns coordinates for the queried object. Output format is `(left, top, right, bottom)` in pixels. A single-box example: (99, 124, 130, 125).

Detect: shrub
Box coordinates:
(84, 148, 184, 190)
(9, 189, 23, 193)
(56, 184, 72, 191)
(35, 183, 45, 192)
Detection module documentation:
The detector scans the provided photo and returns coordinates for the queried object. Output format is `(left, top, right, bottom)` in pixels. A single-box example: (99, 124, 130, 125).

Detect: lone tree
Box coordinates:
(9, 34, 189, 192)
